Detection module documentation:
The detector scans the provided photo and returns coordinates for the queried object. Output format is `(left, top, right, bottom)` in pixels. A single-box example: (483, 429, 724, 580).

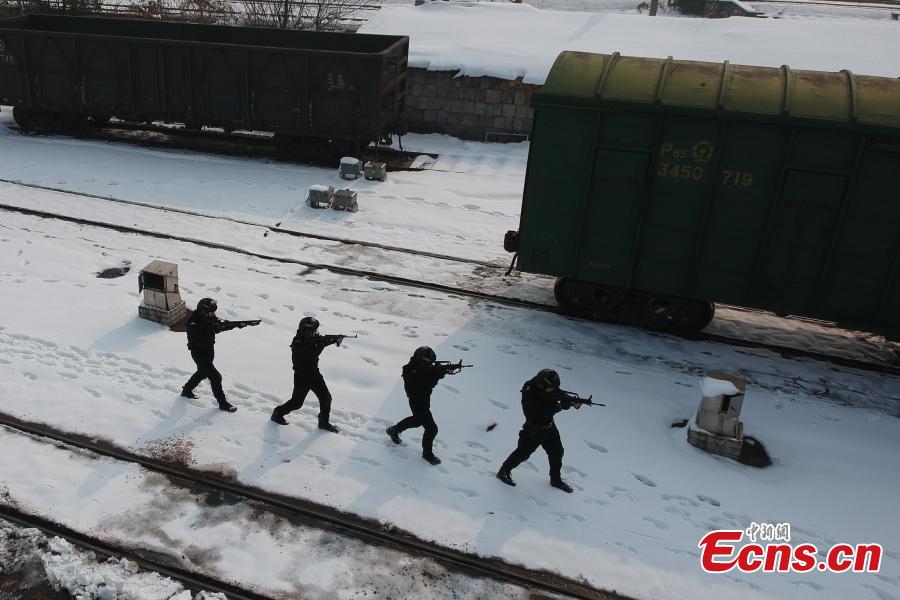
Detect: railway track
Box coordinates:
(0, 182, 898, 377)
(0, 415, 618, 600)
(0, 503, 271, 600)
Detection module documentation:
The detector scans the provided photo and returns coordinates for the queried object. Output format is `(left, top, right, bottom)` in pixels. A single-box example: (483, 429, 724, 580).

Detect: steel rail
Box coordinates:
(0, 416, 618, 600)
(1, 199, 898, 376)
(0, 176, 497, 268)
(0, 201, 547, 314)
(0, 504, 274, 600)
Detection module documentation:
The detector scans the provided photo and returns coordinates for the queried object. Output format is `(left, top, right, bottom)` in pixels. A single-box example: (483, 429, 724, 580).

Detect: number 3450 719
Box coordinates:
(656, 163, 753, 187)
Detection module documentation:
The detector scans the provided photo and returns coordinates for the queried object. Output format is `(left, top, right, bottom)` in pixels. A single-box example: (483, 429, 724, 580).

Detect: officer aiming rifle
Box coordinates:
(386, 347, 471, 465)
(180, 297, 260, 412)
(270, 317, 346, 432)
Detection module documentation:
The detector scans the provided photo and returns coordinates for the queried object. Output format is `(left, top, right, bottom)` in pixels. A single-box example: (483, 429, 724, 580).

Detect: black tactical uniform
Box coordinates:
(181, 298, 245, 412)
(386, 346, 448, 465)
(271, 317, 341, 432)
(497, 369, 575, 493)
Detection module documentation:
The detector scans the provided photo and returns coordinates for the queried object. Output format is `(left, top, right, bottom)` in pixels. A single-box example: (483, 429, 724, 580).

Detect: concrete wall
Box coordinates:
(405, 67, 540, 142)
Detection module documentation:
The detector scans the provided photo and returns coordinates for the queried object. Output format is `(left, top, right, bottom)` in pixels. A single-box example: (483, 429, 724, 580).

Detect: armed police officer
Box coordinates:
(270, 317, 343, 432)
(496, 368, 580, 493)
(386, 346, 468, 466)
(181, 297, 259, 412)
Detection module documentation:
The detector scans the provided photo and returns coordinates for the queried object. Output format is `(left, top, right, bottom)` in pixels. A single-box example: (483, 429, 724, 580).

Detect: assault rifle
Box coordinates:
(323, 334, 358, 346)
(435, 360, 474, 375)
(220, 318, 261, 330)
(560, 389, 604, 408)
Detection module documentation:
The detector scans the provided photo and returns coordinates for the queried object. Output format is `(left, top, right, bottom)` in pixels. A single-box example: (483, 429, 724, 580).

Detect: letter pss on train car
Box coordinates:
(0, 15, 408, 154)
(506, 51, 900, 339)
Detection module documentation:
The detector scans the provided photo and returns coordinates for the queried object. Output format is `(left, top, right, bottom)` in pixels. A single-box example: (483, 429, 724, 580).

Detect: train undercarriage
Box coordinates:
(553, 277, 716, 334)
(11, 107, 371, 160)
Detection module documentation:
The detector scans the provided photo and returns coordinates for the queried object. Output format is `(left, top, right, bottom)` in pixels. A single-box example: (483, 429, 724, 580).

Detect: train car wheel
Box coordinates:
(12, 107, 37, 131)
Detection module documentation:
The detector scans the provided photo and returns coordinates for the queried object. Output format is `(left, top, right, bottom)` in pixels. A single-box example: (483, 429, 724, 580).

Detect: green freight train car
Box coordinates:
(506, 51, 900, 337)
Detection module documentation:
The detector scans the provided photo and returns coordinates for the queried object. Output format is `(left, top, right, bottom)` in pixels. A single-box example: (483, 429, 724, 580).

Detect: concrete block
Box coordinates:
(364, 162, 387, 182)
(332, 189, 359, 212)
(502, 104, 517, 118)
(485, 89, 501, 104)
(339, 157, 361, 180)
(307, 184, 334, 208)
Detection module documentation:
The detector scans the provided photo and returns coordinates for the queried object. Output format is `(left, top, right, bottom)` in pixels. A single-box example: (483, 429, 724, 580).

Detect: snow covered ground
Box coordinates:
(2, 4, 900, 599)
(0, 113, 899, 599)
(361, 3, 900, 83)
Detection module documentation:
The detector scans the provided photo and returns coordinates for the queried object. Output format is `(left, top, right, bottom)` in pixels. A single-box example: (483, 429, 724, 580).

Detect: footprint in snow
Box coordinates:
(526, 495, 549, 508)
(633, 473, 657, 487)
(584, 497, 608, 506)
(350, 456, 382, 467)
(360, 356, 378, 366)
(661, 494, 700, 508)
(466, 440, 490, 452)
(608, 486, 637, 501)
(562, 465, 587, 478)
(489, 400, 509, 410)
(584, 440, 608, 453)
(450, 487, 483, 499)
(696, 494, 721, 507)
(22, 372, 38, 380)
(451, 344, 470, 351)
(642, 516, 670, 530)
(552, 511, 587, 523)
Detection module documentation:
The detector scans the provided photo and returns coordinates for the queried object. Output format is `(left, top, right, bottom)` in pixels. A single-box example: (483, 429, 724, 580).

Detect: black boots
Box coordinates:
(218, 401, 237, 413)
(550, 478, 574, 493)
(318, 422, 339, 433)
(270, 410, 288, 425)
(422, 452, 441, 466)
(180, 388, 198, 399)
(496, 467, 515, 486)
(386, 426, 402, 445)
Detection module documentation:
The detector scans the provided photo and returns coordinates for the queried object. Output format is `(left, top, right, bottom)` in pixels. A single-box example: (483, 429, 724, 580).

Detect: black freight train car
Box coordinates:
(0, 15, 408, 152)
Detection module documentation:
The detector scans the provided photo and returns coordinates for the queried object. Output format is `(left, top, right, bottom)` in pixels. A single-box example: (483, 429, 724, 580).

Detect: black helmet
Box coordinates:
(535, 368, 560, 391)
(298, 316, 320, 333)
(413, 346, 436, 364)
(196, 297, 217, 313)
